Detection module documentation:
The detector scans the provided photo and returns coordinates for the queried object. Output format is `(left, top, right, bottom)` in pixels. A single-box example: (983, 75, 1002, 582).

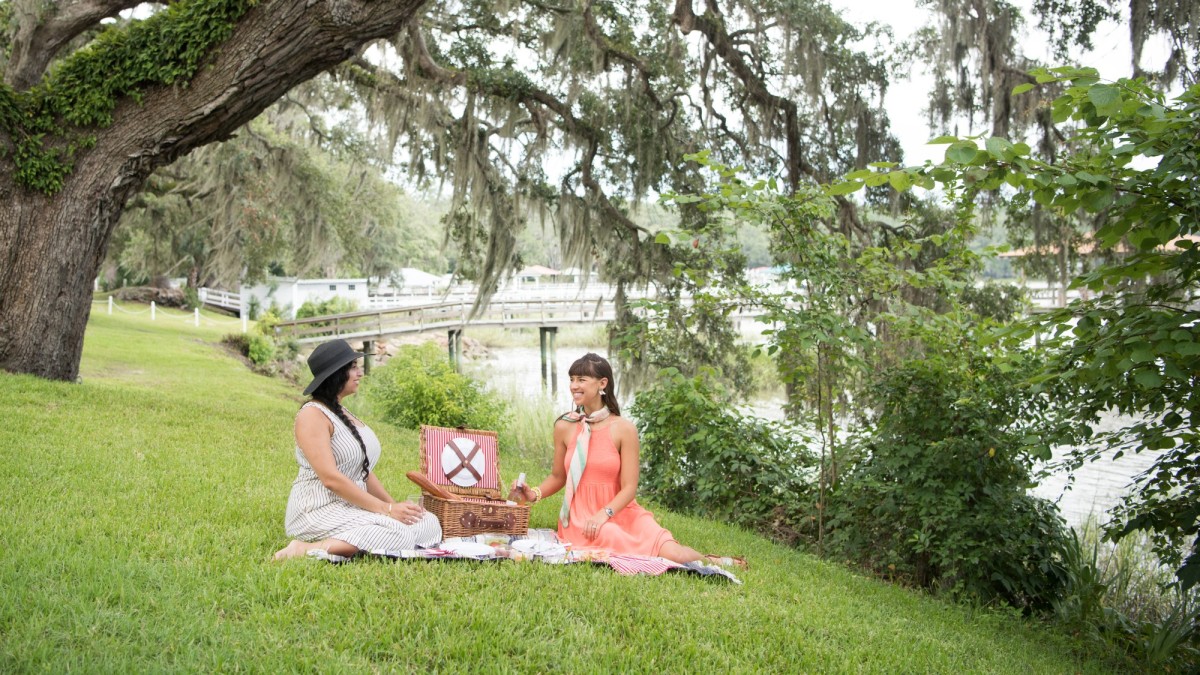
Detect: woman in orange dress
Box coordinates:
(515, 353, 708, 564)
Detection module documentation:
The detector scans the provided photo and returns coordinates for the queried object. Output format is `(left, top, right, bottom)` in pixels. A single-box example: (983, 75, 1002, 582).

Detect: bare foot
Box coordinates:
(704, 554, 749, 570)
(273, 540, 311, 560)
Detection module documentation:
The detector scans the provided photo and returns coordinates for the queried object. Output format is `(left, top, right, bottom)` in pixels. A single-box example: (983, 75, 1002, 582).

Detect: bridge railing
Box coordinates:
(272, 298, 616, 344)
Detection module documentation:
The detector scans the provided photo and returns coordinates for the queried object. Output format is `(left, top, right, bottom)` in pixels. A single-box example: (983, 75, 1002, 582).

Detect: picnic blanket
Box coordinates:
(305, 529, 742, 584)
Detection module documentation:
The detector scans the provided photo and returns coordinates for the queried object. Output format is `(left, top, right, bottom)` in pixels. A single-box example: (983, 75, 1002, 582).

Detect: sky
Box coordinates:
(826, 0, 1146, 165)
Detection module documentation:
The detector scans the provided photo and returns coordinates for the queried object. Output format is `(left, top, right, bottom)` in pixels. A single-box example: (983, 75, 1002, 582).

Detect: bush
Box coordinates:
(295, 296, 358, 322)
(255, 307, 284, 337)
(247, 334, 276, 366)
(1054, 522, 1200, 669)
(825, 350, 1071, 611)
(632, 370, 818, 542)
(246, 295, 262, 321)
(182, 285, 201, 311)
(362, 342, 506, 431)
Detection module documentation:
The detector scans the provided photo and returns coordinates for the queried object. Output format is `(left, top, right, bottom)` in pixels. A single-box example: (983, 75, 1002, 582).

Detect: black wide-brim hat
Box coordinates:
(303, 339, 365, 395)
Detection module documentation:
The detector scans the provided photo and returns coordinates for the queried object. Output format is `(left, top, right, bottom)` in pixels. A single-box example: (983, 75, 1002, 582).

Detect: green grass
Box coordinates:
(0, 306, 1126, 672)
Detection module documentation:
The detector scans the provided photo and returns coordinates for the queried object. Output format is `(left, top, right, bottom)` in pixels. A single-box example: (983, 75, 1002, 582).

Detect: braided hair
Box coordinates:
(307, 361, 370, 481)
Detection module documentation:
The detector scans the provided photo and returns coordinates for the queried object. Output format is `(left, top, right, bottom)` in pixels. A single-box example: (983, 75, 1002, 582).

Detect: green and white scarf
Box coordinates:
(559, 406, 610, 527)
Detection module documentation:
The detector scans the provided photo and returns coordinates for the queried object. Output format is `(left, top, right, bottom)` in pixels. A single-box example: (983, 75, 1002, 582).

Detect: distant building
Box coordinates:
(514, 265, 561, 286)
(374, 267, 451, 295)
(557, 267, 600, 285)
(240, 276, 368, 319)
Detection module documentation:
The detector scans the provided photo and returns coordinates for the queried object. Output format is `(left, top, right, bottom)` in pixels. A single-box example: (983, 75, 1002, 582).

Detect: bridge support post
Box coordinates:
(448, 329, 463, 372)
(362, 340, 373, 375)
(539, 326, 559, 393)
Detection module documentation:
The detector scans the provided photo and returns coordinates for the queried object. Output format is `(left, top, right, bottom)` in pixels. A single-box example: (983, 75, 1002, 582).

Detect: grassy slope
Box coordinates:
(0, 306, 1121, 672)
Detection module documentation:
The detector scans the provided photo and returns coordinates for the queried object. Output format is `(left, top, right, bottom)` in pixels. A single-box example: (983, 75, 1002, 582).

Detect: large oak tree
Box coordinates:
(1, 0, 430, 379)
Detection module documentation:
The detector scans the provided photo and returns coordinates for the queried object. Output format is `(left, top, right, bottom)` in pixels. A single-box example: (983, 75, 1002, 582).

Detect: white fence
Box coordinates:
(197, 287, 241, 312)
(94, 296, 248, 331)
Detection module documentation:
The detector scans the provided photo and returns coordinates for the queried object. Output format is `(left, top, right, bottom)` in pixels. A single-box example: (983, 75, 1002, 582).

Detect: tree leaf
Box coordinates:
(946, 141, 978, 164)
(985, 136, 1013, 159)
(1087, 84, 1121, 116)
(1129, 345, 1155, 363)
(1133, 370, 1163, 388)
(826, 181, 863, 196)
(1176, 342, 1200, 356)
(1011, 83, 1035, 96)
(888, 171, 912, 191)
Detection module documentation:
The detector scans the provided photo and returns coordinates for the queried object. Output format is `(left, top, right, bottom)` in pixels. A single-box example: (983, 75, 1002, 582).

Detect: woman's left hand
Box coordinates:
(388, 501, 424, 525)
(582, 510, 610, 540)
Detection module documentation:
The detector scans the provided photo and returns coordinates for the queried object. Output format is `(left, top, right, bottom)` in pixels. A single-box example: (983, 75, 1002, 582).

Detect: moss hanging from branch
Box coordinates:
(0, 0, 257, 194)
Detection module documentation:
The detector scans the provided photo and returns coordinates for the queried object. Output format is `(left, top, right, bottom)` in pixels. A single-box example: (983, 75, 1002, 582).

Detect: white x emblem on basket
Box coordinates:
(441, 437, 485, 487)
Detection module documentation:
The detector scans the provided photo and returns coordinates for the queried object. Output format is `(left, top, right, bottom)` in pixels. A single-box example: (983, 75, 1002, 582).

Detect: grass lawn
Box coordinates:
(0, 305, 1124, 671)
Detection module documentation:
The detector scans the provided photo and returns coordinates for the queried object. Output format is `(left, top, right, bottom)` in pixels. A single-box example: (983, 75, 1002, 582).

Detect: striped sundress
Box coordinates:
(284, 402, 442, 553)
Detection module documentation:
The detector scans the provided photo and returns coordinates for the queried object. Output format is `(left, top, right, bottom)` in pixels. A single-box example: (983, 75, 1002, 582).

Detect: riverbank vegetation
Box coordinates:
(610, 70, 1199, 667)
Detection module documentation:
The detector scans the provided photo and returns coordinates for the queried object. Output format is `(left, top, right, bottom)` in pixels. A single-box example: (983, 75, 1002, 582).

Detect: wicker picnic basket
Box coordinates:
(417, 425, 530, 538)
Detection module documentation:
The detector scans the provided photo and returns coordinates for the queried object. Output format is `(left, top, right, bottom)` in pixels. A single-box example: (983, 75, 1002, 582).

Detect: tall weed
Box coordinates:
(1059, 519, 1200, 668)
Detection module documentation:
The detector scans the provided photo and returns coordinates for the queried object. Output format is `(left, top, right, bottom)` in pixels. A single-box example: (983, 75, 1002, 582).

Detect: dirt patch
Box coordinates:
(370, 334, 489, 367)
(111, 286, 189, 308)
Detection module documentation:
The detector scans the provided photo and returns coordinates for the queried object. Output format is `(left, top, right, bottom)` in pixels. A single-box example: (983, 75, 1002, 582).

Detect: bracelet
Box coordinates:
(531, 486, 542, 502)
(387, 503, 393, 515)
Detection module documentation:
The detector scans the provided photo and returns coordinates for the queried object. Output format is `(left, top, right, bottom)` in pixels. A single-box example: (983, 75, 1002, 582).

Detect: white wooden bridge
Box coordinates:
(270, 284, 1087, 347)
(272, 297, 618, 345)
(271, 297, 626, 377)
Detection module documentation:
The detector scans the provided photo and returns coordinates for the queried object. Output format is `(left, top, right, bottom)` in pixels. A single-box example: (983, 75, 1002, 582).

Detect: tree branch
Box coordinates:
(402, 23, 601, 145)
(5, 0, 148, 90)
(673, 0, 819, 192)
(580, 0, 662, 107)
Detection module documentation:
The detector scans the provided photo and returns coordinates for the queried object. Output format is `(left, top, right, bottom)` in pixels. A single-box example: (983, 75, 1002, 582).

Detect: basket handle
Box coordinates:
(405, 471, 463, 501)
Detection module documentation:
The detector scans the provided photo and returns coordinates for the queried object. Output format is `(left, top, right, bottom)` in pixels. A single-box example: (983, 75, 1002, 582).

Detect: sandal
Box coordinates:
(704, 554, 749, 570)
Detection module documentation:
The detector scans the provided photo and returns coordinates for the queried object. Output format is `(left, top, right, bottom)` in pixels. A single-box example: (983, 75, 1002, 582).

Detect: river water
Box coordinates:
(466, 345, 1155, 528)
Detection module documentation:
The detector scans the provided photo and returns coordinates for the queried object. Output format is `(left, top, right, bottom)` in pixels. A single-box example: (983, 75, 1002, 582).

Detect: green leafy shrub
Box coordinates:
(182, 285, 201, 311)
(246, 295, 262, 321)
(632, 369, 818, 542)
(247, 334, 276, 366)
(255, 307, 284, 336)
(1054, 521, 1200, 669)
(825, 349, 1071, 611)
(295, 296, 358, 322)
(363, 343, 506, 431)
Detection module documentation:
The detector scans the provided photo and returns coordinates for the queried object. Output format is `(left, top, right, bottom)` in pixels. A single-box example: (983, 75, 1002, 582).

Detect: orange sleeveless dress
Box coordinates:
(557, 422, 677, 556)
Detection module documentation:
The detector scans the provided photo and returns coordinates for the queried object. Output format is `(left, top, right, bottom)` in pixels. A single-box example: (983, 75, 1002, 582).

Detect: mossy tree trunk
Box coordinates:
(0, 0, 428, 381)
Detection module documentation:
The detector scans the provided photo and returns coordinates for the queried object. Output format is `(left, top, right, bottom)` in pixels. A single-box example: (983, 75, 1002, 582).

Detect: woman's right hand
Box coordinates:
(386, 501, 424, 525)
(519, 484, 538, 502)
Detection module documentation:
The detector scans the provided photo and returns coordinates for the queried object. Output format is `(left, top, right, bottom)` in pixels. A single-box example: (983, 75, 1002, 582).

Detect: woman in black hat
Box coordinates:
(274, 339, 442, 559)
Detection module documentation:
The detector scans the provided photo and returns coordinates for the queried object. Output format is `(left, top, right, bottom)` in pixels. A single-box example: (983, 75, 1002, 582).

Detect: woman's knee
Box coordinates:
(420, 512, 443, 539)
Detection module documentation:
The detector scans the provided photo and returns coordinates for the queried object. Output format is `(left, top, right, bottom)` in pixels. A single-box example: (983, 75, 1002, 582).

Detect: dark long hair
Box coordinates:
(567, 353, 620, 416)
(306, 361, 370, 481)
